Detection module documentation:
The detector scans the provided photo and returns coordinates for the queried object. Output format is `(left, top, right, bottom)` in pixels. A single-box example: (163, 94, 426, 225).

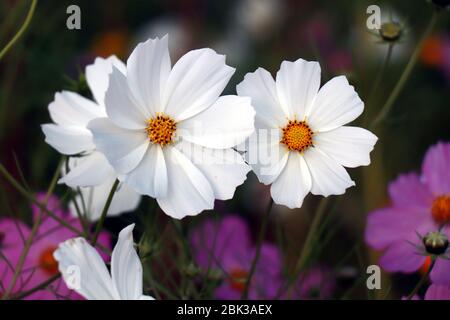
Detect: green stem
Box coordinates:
(91, 179, 119, 246)
(294, 197, 329, 275)
(0, 0, 38, 61)
(365, 43, 394, 122)
(0, 162, 112, 254)
(241, 199, 273, 299)
(2, 157, 63, 299)
(12, 274, 60, 300)
(371, 10, 440, 129)
(406, 258, 435, 300)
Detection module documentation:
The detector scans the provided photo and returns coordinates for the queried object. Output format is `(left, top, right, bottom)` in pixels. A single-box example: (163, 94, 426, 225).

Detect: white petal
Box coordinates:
(88, 118, 149, 174)
(41, 124, 94, 155)
(54, 237, 119, 300)
(70, 178, 141, 221)
(307, 76, 364, 132)
(48, 91, 105, 127)
(111, 224, 144, 300)
(176, 141, 250, 200)
(303, 147, 355, 196)
(86, 55, 126, 106)
(270, 152, 312, 208)
(105, 67, 148, 130)
(314, 126, 378, 168)
(140, 295, 155, 300)
(122, 144, 168, 198)
(59, 151, 115, 187)
(178, 95, 255, 149)
(236, 67, 286, 128)
(157, 146, 214, 219)
(244, 130, 289, 184)
(127, 36, 171, 116)
(276, 59, 321, 120)
(163, 48, 235, 121)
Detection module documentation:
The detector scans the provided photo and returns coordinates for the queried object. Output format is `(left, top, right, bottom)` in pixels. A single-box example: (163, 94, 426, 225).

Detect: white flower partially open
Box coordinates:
(41, 56, 140, 220)
(237, 58, 378, 209)
(54, 224, 154, 300)
(88, 35, 255, 219)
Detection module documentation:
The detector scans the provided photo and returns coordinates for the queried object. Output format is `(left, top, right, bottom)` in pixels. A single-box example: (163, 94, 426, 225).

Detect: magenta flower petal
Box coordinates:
(293, 266, 335, 300)
(421, 142, 450, 195)
(366, 142, 450, 277)
(379, 240, 425, 273)
(190, 215, 252, 270)
(365, 207, 429, 250)
(0, 193, 112, 300)
(32, 193, 79, 237)
(430, 257, 450, 286)
(215, 282, 241, 300)
(254, 244, 282, 277)
(425, 284, 450, 300)
(249, 244, 283, 299)
(388, 173, 433, 208)
(190, 215, 283, 300)
(0, 218, 30, 249)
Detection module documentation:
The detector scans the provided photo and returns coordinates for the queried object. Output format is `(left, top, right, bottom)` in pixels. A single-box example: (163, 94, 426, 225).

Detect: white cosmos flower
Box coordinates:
(41, 56, 141, 220)
(237, 58, 378, 209)
(54, 224, 154, 300)
(88, 35, 255, 219)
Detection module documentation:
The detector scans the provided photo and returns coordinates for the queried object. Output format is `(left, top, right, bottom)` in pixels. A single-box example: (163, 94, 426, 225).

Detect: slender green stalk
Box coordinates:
(91, 179, 119, 246)
(293, 197, 329, 275)
(406, 258, 435, 300)
(0, 0, 37, 61)
(71, 190, 89, 237)
(365, 43, 394, 124)
(0, 162, 111, 255)
(2, 157, 63, 299)
(12, 274, 60, 300)
(241, 199, 273, 299)
(371, 10, 440, 129)
(0, 162, 81, 235)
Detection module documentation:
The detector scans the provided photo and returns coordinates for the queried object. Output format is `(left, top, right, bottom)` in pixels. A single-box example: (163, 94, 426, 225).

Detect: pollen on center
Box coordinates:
(281, 120, 314, 152)
(431, 195, 450, 225)
(146, 114, 177, 146)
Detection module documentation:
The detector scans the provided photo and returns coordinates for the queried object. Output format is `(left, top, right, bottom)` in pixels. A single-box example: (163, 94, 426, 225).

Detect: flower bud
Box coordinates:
(379, 22, 402, 42)
(206, 268, 223, 281)
(423, 231, 449, 255)
(182, 262, 200, 278)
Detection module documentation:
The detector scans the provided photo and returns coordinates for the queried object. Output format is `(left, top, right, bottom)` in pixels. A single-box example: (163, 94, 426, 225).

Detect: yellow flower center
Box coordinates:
(146, 114, 177, 146)
(39, 246, 58, 275)
(431, 195, 450, 225)
(280, 120, 314, 152)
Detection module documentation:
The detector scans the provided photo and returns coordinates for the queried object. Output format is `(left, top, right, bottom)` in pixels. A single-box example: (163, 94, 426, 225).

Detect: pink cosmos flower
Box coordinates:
(0, 193, 111, 299)
(190, 215, 283, 299)
(365, 142, 450, 285)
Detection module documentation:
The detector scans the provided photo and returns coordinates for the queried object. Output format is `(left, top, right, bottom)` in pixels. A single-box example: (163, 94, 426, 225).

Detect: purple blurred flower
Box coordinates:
(0, 193, 111, 299)
(190, 215, 282, 299)
(425, 284, 450, 300)
(290, 266, 335, 300)
(365, 142, 450, 285)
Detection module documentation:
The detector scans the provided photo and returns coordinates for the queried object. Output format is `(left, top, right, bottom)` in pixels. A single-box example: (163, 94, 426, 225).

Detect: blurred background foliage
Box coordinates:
(0, 0, 449, 299)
